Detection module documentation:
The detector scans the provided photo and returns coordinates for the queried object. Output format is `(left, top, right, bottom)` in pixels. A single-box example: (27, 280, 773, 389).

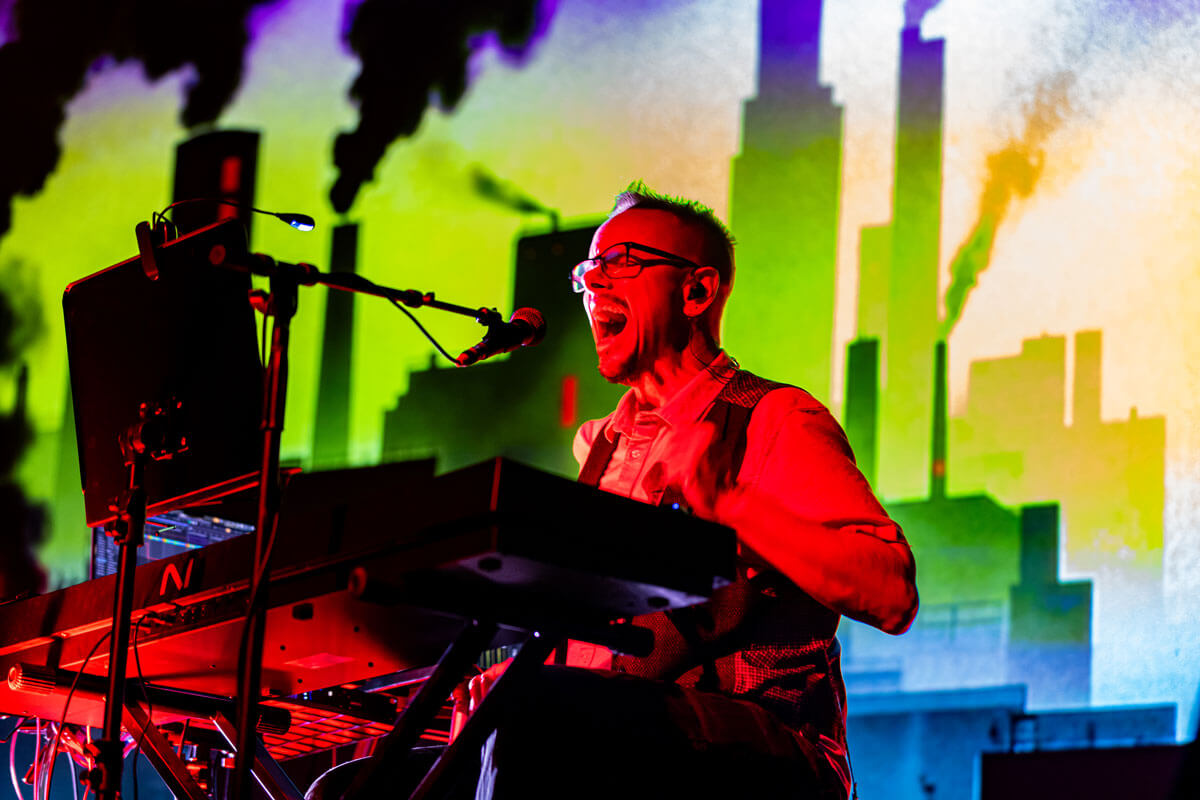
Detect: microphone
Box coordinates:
(456, 307, 546, 366)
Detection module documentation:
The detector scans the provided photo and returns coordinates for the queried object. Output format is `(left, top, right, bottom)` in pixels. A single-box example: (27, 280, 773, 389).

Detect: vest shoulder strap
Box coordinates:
(715, 370, 790, 409)
(577, 426, 618, 487)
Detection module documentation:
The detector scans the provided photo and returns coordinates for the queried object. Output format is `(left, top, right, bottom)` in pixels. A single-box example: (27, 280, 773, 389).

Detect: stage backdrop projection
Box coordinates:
(1, 0, 1198, 798)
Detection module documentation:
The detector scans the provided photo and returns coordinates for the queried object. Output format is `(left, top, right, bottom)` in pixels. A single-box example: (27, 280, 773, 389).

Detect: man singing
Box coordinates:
(465, 184, 918, 799)
(309, 184, 917, 799)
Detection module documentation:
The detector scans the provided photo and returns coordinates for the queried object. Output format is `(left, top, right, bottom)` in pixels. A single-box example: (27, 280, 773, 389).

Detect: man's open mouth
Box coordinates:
(592, 306, 628, 340)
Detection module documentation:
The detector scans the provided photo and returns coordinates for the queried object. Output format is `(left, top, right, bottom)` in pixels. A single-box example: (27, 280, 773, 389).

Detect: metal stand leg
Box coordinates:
(233, 271, 299, 800)
(407, 631, 560, 800)
(88, 399, 186, 800)
(87, 501, 144, 800)
(213, 713, 304, 800)
(341, 619, 498, 800)
(123, 702, 210, 800)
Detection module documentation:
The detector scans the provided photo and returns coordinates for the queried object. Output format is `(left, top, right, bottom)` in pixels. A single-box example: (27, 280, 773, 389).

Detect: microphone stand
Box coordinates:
(229, 262, 295, 800)
(85, 403, 186, 800)
(203, 245, 501, 800)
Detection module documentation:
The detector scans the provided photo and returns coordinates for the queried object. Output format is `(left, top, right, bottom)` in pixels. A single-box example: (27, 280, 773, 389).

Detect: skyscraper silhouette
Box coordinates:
(727, 0, 843, 402)
(876, 18, 945, 501)
(856, 224, 892, 342)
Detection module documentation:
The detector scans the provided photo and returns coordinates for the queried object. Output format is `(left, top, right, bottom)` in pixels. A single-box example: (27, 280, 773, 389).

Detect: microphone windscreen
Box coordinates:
(511, 307, 547, 346)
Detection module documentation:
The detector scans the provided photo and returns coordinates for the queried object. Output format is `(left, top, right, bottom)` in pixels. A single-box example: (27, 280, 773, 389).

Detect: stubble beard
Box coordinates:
(597, 351, 637, 385)
(595, 337, 647, 386)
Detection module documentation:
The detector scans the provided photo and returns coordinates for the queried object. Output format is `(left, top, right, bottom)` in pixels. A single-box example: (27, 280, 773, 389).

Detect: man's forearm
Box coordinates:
(717, 486, 919, 635)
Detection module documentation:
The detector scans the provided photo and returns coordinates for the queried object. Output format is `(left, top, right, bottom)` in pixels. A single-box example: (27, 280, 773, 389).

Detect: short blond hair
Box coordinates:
(609, 180, 735, 289)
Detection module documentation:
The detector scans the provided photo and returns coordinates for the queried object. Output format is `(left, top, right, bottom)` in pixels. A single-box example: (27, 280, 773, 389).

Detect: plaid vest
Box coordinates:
(578, 370, 848, 747)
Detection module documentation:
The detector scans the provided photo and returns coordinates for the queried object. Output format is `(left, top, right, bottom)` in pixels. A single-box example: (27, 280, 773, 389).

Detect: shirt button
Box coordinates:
(630, 450, 642, 459)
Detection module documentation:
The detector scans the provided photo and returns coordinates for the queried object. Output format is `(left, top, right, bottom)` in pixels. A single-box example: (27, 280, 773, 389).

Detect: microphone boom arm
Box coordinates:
(207, 243, 498, 325)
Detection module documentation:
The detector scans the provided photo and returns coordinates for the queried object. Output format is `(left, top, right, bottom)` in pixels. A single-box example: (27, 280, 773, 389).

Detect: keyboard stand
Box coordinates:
(340, 617, 502, 800)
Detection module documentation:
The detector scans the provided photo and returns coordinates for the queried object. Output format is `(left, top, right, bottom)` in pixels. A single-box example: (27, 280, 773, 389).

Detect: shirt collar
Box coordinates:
(605, 351, 738, 440)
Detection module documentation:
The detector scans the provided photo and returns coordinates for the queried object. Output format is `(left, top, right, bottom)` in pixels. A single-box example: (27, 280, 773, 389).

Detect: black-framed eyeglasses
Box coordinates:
(570, 241, 701, 293)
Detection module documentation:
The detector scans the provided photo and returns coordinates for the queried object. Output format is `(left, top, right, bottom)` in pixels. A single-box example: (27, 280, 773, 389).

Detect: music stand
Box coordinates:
(64, 218, 263, 527)
(62, 218, 263, 798)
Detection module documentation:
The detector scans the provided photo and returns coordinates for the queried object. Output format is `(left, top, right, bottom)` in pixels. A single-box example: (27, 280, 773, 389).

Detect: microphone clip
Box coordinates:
(135, 219, 175, 281)
(456, 308, 505, 367)
(456, 307, 546, 367)
(474, 307, 505, 330)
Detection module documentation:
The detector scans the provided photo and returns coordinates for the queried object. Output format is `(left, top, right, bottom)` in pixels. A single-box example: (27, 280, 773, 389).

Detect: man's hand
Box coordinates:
(468, 659, 511, 713)
(664, 420, 745, 526)
(450, 658, 512, 741)
(448, 642, 613, 741)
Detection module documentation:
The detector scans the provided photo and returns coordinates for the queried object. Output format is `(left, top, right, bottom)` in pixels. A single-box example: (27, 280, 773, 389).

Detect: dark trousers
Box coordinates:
(483, 666, 837, 799)
(307, 667, 840, 799)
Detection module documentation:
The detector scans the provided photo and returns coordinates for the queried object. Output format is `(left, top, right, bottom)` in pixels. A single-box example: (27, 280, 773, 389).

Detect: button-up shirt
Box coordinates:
(574, 353, 898, 546)
(573, 352, 907, 797)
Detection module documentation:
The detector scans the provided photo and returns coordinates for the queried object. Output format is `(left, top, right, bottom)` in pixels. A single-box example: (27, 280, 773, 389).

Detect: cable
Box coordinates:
(10, 722, 27, 800)
(45, 630, 112, 800)
(260, 311, 268, 367)
(36, 725, 60, 800)
(0, 716, 21, 745)
(41, 725, 62, 800)
(84, 727, 92, 800)
(129, 615, 154, 800)
(39, 723, 70, 800)
(34, 719, 42, 800)
(35, 727, 50, 800)
(49, 724, 91, 772)
(389, 299, 459, 365)
(69, 736, 78, 800)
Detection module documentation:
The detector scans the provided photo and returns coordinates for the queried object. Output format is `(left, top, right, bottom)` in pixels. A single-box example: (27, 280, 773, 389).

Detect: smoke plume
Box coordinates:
(0, 0, 279, 239)
(0, 1, 553, 238)
(471, 165, 559, 229)
(939, 73, 1074, 338)
(330, 0, 549, 214)
(0, 264, 43, 601)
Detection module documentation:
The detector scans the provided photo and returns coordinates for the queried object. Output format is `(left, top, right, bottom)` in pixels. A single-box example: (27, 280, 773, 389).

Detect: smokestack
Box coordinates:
(904, 0, 944, 31)
(312, 223, 359, 469)
(471, 166, 560, 231)
(172, 130, 260, 237)
(930, 340, 947, 499)
(758, 0, 823, 95)
(844, 338, 879, 486)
